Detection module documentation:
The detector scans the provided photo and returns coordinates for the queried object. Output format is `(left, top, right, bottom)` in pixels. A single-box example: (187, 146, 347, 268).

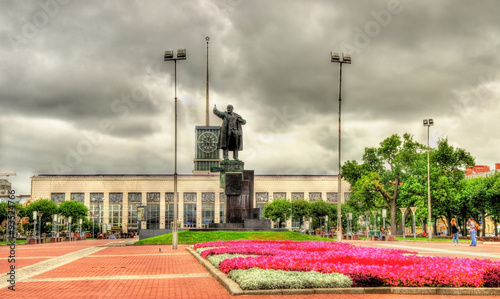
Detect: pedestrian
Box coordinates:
(450, 218, 460, 246)
(468, 218, 477, 246)
(378, 227, 386, 240)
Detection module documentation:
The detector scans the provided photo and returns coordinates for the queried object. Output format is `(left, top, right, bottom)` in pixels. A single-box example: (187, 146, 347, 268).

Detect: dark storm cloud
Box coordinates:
(1, 0, 499, 193)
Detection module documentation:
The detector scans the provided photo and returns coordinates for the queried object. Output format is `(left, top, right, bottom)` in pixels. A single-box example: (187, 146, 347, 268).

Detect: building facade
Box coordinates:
(30, 174, 350, 233)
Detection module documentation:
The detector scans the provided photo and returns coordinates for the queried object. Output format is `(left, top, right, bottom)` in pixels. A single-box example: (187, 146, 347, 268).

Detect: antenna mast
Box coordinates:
(205, 36, 210, 126)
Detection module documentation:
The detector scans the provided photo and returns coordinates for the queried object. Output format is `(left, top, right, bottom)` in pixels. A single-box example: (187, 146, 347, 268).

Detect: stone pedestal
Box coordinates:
(219, 160, 256, 224)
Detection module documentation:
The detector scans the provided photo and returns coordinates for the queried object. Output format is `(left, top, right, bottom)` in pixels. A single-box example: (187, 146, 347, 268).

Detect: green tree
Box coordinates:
(24, 199, 58, 235)
(309, 200, 334, 231)
(290, 199, 310, 227)
(430, 138, 474, 235)
(486, 173, 500, 236)
(58, 200, 88, 220)
(342, 133, 422, 234)
(263, 199, 291, 228)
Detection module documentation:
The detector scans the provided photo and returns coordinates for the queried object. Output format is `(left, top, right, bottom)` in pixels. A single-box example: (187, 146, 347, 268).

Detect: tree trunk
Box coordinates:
(481, 212, 486, 237)
(390, 197, 397, 236)
(495, 218, 498, 237)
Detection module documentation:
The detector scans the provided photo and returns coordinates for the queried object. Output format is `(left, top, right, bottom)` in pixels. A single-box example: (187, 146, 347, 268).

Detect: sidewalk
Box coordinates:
(1, 238, 499, 299)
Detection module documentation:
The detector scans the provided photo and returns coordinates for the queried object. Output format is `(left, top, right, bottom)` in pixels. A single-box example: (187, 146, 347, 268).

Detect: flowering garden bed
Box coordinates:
(194, 240, 500, 290)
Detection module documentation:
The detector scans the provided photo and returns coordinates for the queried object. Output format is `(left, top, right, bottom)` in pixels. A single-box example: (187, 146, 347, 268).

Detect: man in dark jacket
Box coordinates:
(213, 104, 246, 160)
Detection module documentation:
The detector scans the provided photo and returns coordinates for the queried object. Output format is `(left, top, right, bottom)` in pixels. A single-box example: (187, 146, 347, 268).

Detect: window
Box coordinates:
(51, 193, 65, 204)
(219, 203, 225, 223)
(109, 204, 122, 227)
(184, 204, 196, 227)
(146, 204, 160, 229)
(128, 204, 138, 231)
(202, 203, 214, 225)
(89, 204, 103, 233)
(165, 203, 174, 229)
(256, 203, 266, 219)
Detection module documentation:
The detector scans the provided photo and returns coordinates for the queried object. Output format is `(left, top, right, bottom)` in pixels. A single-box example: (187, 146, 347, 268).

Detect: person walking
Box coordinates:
(468, 218, 477, 246)
(450, 218, 460, 246)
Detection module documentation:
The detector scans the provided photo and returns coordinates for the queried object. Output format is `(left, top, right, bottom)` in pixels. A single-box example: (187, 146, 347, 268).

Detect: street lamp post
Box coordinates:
(364, 211, 370, 240)
(410, 207, 417, 240)
(38, 212, 44, 240)
(33, 211, 37, 238)
(68, 216, 72, 237)
(331, 52, 352, 242)
(164, 48, 187, 250)
(423, 118, 434, 241)
(382, 209, 387, 229)
(371, 211, 377, 230)
(400, 208, 407, 241)
(52, 214, 57, 237)
(78, 218, 82, 237)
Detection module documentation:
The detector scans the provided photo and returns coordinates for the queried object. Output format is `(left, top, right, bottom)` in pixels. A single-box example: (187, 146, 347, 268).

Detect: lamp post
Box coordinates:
(164, 48, 187, 250)
(423, 118, 434, 240)
(52, 214, 57, 237)
(38, 212, 44, 239)
(382, 209, 387, 229)
(33, 211, 37, 238)
(331, 52, 352, 242)
(410, 207, 417, 240)
(364, 211, 369, 239)
(399, 208, 407, 241)
(371, 211, 377, 230)
(78, 218, 82, 237)
(68, 216, 72, 237)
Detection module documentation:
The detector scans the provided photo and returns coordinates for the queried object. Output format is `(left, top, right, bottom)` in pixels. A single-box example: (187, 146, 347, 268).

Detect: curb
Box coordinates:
(186, 246, 500, 296)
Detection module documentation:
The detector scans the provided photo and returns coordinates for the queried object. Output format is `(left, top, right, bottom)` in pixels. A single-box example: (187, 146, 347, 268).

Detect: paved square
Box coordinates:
(1, 238, 499, 299)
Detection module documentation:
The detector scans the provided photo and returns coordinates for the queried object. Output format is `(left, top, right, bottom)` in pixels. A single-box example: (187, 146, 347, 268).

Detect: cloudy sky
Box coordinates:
(2, 0, 500, 194)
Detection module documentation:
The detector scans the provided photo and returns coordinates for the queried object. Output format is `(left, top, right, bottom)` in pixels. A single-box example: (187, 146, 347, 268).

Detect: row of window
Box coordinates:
(87, 202, 226, 230)
(50, 191, 350, 204)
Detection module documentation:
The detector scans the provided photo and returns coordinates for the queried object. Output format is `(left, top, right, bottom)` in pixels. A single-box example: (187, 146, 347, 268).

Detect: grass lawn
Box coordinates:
(135, 230, 328, 245)
(0, 239, 27, 245)
(135, 230, 458, 245)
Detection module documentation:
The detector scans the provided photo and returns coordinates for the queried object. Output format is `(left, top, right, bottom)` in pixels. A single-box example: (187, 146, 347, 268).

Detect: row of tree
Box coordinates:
(0, 199, 93, 236)
(263, 133, 499, 237)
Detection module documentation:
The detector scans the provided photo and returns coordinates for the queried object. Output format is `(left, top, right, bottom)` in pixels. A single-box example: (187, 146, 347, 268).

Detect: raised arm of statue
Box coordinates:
(213, 104, 224, 119)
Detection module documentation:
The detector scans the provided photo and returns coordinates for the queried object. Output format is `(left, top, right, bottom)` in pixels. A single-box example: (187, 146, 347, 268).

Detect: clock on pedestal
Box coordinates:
(193, 126, 221, 174)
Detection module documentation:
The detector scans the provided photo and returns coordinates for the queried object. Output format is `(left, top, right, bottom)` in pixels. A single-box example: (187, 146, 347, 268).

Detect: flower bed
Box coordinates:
(194, 240, 500, 288)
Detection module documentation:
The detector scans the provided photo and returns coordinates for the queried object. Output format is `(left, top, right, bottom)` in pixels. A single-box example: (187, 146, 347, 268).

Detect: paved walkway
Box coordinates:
(1, 238, 499, 298)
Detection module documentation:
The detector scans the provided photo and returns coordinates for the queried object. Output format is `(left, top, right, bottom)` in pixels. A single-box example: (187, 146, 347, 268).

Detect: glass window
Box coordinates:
(184, 204, 196, 227)
(128, 204, 138, 231)
(109, 204, 122, 227)
(165, 203, 174, 229)
(89, 204, 104, 234)
(219, 203, 225, 223)
(146, 204, 160, 229)
(202, 203, 214, 225)
(256, 203, 266, 219)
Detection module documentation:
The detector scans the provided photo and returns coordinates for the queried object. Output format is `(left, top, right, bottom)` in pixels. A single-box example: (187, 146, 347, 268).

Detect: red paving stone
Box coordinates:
(90, 245, 180, 255)
(1, 240, 500, 299)
(0, 258, 50, 273)
(33, 253, 206, 278)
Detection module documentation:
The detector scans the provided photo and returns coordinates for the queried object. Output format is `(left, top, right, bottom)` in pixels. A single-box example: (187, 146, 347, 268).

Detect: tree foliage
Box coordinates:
(24, 199, 58, 235)
(58, 200, 88, 220)
(342, 133, 475, 235)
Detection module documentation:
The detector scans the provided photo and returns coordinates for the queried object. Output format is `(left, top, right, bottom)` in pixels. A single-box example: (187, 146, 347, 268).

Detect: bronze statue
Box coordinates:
(213, 104, 246, 160)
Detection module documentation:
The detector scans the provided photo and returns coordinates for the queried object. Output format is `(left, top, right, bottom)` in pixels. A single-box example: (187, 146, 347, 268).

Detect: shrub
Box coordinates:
(228, 268, 352, 290)
(348, 272, 385, 287)
(483, 267, 500, 287)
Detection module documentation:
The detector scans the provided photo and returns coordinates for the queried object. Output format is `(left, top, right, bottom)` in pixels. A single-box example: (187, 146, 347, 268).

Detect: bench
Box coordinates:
(343, 234, 359, 240)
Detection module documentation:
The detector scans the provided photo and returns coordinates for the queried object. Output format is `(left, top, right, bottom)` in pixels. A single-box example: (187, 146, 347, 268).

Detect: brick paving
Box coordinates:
(1, 238, 499, 299)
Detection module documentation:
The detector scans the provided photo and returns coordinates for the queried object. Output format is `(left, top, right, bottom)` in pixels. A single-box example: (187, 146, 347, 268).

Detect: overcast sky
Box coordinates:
(2, 0, 500, 195)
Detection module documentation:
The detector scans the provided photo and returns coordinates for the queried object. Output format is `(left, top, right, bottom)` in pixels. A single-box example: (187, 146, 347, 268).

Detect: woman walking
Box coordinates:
(451, 218, 460, 246)
(468, 218, 477, 246)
